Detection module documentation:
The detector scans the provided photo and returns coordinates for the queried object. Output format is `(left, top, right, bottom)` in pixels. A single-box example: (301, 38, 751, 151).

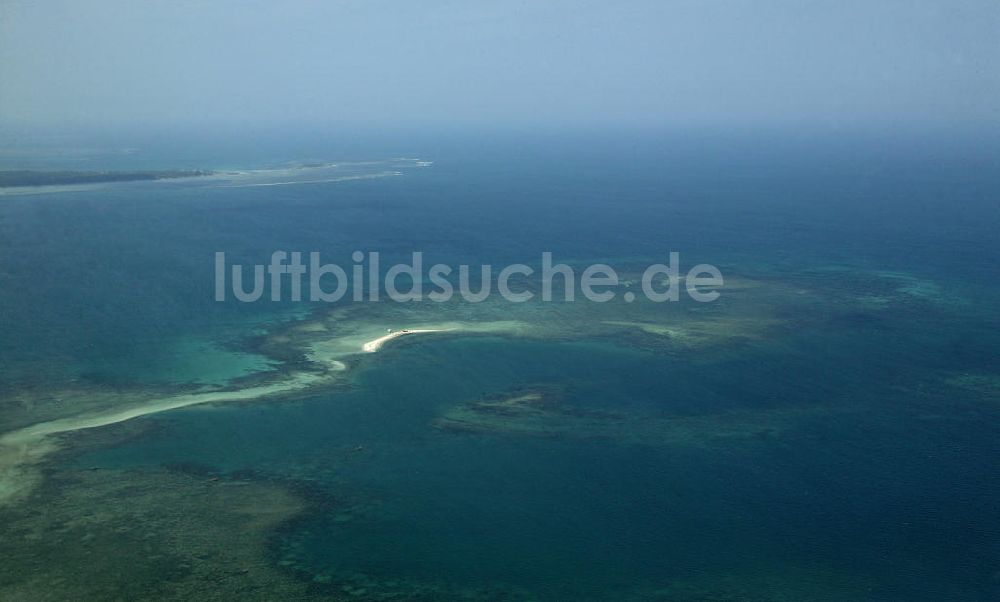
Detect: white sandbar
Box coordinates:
(362, 329, 448, 352)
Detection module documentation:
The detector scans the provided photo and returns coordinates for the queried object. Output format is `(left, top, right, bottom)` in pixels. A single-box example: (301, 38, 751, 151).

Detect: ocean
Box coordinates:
(0, 127, 997, 600)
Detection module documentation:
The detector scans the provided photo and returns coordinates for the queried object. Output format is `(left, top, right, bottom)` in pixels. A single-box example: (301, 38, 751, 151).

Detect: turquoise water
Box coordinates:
(2, 128, 999, 599)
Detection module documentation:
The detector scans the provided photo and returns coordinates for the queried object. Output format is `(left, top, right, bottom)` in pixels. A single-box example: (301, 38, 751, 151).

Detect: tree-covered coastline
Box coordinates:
(0, 170, 213, 188)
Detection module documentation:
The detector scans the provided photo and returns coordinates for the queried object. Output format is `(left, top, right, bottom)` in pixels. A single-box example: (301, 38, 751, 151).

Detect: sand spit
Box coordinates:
(0, 372, 327, 506)
(362, 328, 449, 352)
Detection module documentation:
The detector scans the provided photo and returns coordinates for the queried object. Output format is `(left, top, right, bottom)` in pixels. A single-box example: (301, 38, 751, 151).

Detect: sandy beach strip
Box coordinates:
(362, 329, 448, 352)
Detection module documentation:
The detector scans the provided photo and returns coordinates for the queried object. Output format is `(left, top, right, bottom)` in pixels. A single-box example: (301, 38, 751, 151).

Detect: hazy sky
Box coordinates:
(1, 0, 998, 129)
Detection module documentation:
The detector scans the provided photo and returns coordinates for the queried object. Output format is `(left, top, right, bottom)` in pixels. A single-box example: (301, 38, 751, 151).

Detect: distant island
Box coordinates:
(0, 169, 214, 188)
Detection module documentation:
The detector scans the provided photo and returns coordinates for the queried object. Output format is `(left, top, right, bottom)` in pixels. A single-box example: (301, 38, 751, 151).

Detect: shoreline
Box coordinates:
(362, 328, 449, 352)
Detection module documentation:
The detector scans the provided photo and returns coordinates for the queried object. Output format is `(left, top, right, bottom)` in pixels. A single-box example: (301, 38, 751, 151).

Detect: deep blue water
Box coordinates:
(2, 128, 998, 382)
(2, 128, 999, 599)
